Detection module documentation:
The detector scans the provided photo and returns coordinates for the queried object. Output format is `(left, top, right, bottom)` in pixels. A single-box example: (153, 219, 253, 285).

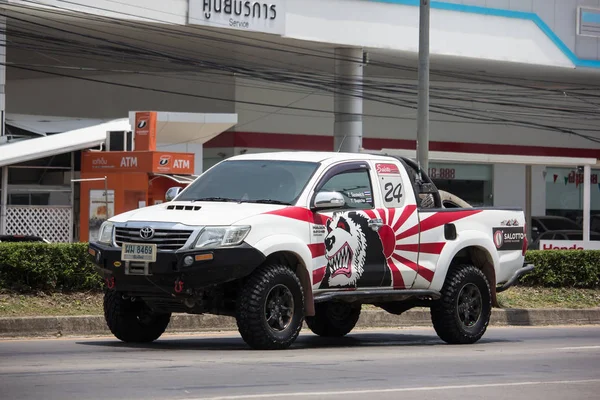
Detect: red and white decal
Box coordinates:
(375, 163, 400, 175)
(263, 205, 481, 290)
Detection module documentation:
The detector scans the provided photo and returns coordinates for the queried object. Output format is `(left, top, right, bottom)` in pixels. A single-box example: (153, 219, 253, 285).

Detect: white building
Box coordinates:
(1, 0, 600, 241)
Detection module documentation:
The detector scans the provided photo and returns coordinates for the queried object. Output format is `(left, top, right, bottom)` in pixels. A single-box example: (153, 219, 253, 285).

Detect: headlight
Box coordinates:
(98, 222, 114, 244)
(194, 226, 251, 249)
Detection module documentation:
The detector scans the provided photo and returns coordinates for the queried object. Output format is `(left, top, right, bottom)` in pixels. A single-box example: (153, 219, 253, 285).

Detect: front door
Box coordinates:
(309, 160, 423, 292)
(310, 161, 393, 290)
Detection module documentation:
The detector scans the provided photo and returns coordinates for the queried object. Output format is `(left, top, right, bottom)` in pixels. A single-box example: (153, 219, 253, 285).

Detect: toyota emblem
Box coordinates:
(139, 226, 155, 240)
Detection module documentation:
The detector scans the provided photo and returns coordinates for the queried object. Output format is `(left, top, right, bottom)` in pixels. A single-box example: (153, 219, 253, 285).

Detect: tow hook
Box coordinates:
(174, 279, 184, 294)
(106, 276, 115, 289)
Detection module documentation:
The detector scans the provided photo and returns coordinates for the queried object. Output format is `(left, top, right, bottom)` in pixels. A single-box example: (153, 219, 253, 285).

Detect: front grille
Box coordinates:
(114, 227, 193, 251)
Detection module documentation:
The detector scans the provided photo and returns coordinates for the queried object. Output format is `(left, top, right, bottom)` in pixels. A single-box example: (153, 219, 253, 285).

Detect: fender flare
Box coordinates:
(429, 231, 499, 292)
(252, 234, 316, 316)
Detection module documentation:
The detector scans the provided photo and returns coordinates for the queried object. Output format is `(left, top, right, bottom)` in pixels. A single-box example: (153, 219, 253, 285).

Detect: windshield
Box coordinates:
(176, 159, 321, 205)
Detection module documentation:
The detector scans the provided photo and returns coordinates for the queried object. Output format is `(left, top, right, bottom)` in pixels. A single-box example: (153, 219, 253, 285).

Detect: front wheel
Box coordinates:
(103, 291, 171, 343)
(235, 263, 305, 350)
(430, 265, 492, 344)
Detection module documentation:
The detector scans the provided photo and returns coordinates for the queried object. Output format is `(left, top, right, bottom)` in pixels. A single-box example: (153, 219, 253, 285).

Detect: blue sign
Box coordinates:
(578, 7, 600, 37)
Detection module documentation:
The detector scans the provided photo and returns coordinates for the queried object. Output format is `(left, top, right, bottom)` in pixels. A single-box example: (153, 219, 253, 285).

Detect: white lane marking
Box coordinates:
(557, 346, 600, 350)
(181, 379, 600, 400)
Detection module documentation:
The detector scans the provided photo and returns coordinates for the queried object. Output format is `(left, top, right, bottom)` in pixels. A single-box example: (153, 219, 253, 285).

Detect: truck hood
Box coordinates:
(109, 201, 286, 226)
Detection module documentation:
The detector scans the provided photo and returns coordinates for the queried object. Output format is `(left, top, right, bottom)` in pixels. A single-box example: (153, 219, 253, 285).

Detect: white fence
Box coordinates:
(3, 206, 72, 243)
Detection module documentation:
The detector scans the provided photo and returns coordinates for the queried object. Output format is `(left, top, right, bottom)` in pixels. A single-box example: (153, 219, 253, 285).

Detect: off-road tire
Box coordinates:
(306, 302, 361, 337)
(103, 291, 171, 343)
(430, 264, 492, 344)
(235, 263, 305, 350)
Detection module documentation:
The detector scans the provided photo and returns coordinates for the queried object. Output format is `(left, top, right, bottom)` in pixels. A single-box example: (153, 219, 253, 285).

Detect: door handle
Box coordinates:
(368, 218, 383, 231)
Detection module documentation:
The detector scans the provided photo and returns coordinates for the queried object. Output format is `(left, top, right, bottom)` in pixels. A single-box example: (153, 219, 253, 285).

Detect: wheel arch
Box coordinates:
(252, 235, 316, 316)
(431, 234, 499, 306)
(449, 245, 498, 306)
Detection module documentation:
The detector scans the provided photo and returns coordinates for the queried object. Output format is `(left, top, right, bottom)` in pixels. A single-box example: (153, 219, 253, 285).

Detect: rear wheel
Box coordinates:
(430, 265, 492, 344)
(235, 263, 305, 350)
(306, 302, 361, 337)
(103, 291, 171, 343)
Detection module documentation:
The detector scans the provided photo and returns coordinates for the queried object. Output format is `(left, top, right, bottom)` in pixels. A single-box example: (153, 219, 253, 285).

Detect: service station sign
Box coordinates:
(188, 0, 286, 35)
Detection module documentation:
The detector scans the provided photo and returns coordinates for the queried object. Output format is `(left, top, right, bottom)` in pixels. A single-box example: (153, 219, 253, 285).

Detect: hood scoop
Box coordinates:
(166, 204, 202, 211)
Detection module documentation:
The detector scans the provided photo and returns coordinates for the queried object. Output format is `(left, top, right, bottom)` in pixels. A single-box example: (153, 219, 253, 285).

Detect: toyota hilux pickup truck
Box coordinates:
(89, 151, 533, 350)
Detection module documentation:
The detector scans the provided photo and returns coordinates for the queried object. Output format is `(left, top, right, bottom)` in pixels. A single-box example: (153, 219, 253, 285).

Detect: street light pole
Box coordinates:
(416, 0, 430, 175)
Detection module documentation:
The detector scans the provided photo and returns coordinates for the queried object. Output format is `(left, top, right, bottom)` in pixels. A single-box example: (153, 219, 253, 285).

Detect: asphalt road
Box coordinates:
(1, 326, 599, 400)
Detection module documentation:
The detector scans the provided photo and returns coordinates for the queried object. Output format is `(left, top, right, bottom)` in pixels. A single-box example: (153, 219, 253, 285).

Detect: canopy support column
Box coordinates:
(583, 165, 591, 241)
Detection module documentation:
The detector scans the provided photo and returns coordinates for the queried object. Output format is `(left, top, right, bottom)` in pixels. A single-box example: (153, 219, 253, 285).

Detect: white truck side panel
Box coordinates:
(428, 231, 501, 292)
(420, 209, 526, 292)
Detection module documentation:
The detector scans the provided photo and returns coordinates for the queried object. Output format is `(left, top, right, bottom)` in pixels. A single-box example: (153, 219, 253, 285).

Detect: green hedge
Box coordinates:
(0, 243, 101, 293)
(0, 244, 598, 293)
(522, 250, 600, 289)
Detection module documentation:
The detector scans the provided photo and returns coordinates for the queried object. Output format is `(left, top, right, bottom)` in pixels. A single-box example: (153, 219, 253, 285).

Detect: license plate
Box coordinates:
(121, 243, 157, 263)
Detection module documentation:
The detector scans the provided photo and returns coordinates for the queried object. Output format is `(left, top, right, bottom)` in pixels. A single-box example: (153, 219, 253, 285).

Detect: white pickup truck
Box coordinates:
(89, 151, 533, 349)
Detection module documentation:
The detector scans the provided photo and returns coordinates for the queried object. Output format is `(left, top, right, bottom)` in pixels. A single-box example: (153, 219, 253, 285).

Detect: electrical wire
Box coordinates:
(2, 0, 600, 144)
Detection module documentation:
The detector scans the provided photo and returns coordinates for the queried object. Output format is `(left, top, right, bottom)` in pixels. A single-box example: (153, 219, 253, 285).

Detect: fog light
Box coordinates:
(183, 256, 194, 266)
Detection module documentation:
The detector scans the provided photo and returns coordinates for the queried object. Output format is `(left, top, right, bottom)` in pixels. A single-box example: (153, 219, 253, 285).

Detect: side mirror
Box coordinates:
(313, 191, 345, 210)
(165, 187, 183, 202)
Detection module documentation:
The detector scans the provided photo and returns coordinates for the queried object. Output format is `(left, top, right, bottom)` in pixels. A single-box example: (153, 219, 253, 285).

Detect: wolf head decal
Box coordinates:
(320, 211, 390, 289)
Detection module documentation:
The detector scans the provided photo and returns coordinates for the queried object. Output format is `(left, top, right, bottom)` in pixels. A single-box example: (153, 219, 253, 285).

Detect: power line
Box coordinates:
(3, 1, 600, 143)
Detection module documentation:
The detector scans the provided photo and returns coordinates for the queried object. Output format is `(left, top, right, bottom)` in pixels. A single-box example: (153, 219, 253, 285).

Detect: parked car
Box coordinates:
(531, 216, 583, 240)
(0, 234, 49, 243)
(528, 230, 600, 250)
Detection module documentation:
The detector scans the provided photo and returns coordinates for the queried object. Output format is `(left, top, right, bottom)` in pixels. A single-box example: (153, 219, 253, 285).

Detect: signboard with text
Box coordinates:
(188, 0, 286, 35)
(82, 151, 195, 175)
(539, 240, 600, 251)
(578, 6, 600, 37)
(428, 163, 492, 181)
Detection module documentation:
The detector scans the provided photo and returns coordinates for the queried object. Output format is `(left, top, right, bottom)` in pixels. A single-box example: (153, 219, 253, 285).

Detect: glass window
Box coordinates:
(538, 217, 581, 231)
(30, 193, 50, 206)
(545, 167, 600, 223)
(565, 233, 582, 240)
(318, 170, 373, 210)
(176, 160, 320, 205)
(563, 233, 600, 241)
(9, 194, 29, 205)
(429, 163, 493, 207)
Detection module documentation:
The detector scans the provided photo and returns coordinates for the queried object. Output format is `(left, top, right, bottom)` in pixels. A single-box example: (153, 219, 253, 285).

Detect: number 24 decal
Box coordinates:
(384, 182, 403, 203)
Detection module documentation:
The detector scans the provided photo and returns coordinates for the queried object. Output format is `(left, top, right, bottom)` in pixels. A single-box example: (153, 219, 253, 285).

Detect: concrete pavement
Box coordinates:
(1, 326, 599, 400)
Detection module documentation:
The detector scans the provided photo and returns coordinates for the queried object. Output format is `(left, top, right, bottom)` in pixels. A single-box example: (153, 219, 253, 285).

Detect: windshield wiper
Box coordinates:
(246, 199, 292, 205)
(190, 197, 240, 203)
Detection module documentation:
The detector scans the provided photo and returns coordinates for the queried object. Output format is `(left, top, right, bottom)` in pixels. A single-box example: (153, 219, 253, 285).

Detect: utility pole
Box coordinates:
(416, 0, 430, 174)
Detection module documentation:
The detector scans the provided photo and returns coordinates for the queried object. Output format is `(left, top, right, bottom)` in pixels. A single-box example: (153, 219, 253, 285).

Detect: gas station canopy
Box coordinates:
(128, 111, 238, 145)
(370, 149, 598, 167)
(0, 119, 130, 167)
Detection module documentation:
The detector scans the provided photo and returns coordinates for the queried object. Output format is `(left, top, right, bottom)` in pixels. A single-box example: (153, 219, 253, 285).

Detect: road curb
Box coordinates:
(1, 308, 599, 338)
